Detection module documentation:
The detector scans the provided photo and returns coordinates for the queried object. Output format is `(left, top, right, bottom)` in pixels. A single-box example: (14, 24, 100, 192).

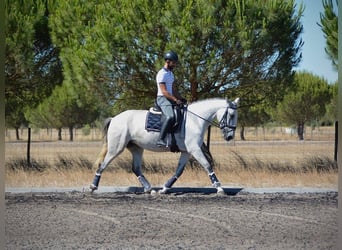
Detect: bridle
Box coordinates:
(219, 101, 237, 132)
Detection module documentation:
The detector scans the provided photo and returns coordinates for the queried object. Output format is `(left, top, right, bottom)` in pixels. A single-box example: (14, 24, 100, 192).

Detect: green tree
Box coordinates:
(25, 93, 64, 140)
(5, 0, 62, 139)
(322, 82, 338, 124)
(238, 105, 270, 140)
(48, 0, 119, 116)
(319, 0, 338, 71)
(26, 82, 100, 141)
(6, 0, 44, 138)
(48, 0, 303, 111)
(274, 72, 331, 140)
(8, 0, 304, 136)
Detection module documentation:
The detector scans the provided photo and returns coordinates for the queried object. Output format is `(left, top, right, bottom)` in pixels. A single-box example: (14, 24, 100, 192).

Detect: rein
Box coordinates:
(160, 100, 237, 130)
(186, 108, 222, 128)
(187, 102, 237, 130)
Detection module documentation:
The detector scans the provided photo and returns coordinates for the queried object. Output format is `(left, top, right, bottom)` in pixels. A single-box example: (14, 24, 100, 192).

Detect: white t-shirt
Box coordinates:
(156, 67, 174, 96)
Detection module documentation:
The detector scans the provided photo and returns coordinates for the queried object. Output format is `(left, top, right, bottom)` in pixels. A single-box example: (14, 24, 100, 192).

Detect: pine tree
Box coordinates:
(275, 72, 331, 140)
(5, 0, 62, 138)
(319, 0, 338, 70)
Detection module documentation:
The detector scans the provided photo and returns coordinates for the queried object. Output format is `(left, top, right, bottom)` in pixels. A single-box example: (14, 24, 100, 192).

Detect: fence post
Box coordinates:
(335, 121, 338, 162)
(27, 127, 31, 167)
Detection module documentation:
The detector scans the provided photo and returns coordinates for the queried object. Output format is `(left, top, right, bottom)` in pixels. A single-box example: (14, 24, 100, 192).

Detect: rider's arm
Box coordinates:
(172, 84, 186, 104)
(159, 83, 179, 102)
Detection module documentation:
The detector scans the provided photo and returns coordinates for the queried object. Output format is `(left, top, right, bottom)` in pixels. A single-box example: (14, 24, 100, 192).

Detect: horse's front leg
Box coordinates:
(159, 152, 190, 194)
(190, 143, 225, 194)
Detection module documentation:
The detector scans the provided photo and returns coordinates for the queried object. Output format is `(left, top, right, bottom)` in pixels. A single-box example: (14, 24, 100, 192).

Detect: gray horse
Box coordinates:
(90, 97, 239, 194)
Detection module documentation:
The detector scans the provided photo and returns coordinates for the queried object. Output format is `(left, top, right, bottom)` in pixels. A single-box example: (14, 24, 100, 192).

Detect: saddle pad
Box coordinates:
(145, 112, 162, 132)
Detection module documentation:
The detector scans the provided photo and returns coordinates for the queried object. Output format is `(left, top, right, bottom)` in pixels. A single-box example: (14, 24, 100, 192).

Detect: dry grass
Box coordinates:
(5, 126, 338, 189)
(5, 168, 337, 189)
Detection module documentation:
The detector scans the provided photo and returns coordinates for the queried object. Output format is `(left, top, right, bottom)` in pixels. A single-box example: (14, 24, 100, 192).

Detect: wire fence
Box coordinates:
(5, 125, 336, 170)
(5, 125, 336, 142)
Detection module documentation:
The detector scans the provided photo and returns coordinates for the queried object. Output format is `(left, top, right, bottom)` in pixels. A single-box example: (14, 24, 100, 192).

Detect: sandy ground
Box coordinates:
(5, 190, 337, 249)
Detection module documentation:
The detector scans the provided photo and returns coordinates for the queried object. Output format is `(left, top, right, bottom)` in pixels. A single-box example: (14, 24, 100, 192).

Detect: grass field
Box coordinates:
(5, 126, 338, 189)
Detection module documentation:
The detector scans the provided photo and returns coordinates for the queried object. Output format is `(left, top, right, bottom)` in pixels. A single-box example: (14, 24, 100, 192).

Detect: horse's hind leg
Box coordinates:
(90, 144, 125, 192)
(159, 152, 190, 194)
(127, 143, 152, 192)
(90, 155, 111, 192)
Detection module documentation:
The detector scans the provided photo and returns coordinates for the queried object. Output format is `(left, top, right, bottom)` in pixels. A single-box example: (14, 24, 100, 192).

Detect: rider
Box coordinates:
(156, 51, 186, 147)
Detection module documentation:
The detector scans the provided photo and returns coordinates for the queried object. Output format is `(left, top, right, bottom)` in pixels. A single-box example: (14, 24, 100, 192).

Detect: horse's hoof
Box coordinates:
(150, 190, 158, 196)
(143, 186, 152, 193)
(90, 184, 98, 192)
(158, 187, 170, 194)
(217, 187, 225, 195)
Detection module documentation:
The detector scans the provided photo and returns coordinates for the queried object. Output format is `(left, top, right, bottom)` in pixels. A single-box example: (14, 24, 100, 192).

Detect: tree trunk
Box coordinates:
(190, 66, 198, 102)
(190, 81, 198, 102)
(240, 126, 245, 141)
(57, 128, 62, 141)
(15, 127, 20, 140)
(297, 122, 304, 140)
(69, 126, 73, 141)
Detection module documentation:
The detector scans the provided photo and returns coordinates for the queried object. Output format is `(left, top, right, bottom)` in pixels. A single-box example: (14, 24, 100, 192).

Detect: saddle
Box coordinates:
(145, 103, 186, 152)
(145, 102, 183, 132)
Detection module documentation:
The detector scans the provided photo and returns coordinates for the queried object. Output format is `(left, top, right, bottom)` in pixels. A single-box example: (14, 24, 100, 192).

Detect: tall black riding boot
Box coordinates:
(157, 118, 173, 147)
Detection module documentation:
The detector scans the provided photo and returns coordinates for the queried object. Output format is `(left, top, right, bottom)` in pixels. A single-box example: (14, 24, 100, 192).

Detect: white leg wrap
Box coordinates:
(217, 186, 225, 195)
(158, 186, 170, 194)
(138, 175, 152, 192)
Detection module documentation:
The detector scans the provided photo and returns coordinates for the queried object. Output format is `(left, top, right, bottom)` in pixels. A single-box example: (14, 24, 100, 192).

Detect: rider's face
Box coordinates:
(167, 60, 178, 70)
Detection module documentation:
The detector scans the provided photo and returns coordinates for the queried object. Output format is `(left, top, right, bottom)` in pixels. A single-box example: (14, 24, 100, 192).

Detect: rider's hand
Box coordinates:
(180, 98, 187, 104)
(175, 99, 183, 105)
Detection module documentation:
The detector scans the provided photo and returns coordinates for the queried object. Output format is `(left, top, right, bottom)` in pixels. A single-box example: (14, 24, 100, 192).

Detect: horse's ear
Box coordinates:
(233, 97, 240, 105)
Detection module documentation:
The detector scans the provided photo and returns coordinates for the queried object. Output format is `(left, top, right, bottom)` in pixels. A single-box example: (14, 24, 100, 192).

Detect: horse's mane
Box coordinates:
(188, 98, 227, 107)
(187, 98, 227, 115)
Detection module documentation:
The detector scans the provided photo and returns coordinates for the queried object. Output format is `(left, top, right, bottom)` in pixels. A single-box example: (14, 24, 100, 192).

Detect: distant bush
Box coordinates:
(55, 155, 93, 170)
(81, 125, 91, 136)
(6, 157, 47, 172)
(301, 156, 337, 173)
(6, 156, 93, 172)
(229, 151, 337, 174)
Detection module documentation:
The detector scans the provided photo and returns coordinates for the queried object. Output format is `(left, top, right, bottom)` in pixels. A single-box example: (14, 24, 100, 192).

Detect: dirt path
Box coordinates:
(6, 191, 337, 249)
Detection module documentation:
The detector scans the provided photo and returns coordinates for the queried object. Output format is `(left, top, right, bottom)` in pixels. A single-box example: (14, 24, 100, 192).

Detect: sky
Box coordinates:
(295, 0, 338, 83)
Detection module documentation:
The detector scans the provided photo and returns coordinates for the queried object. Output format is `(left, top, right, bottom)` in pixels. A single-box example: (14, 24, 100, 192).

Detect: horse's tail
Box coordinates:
(94, 118, 112, 169)
(102, 118, 112, 142)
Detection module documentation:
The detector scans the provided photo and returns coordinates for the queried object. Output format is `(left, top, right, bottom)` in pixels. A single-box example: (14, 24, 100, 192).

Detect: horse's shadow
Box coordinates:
(113, 186, 243, 195)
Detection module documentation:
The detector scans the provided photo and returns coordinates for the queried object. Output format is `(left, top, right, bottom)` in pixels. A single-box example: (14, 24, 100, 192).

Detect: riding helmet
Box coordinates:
(164, 51, 178, 62)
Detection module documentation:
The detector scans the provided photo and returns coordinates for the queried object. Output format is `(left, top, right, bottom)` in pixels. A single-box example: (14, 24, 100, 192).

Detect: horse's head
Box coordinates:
(217, 98, 239, 141)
